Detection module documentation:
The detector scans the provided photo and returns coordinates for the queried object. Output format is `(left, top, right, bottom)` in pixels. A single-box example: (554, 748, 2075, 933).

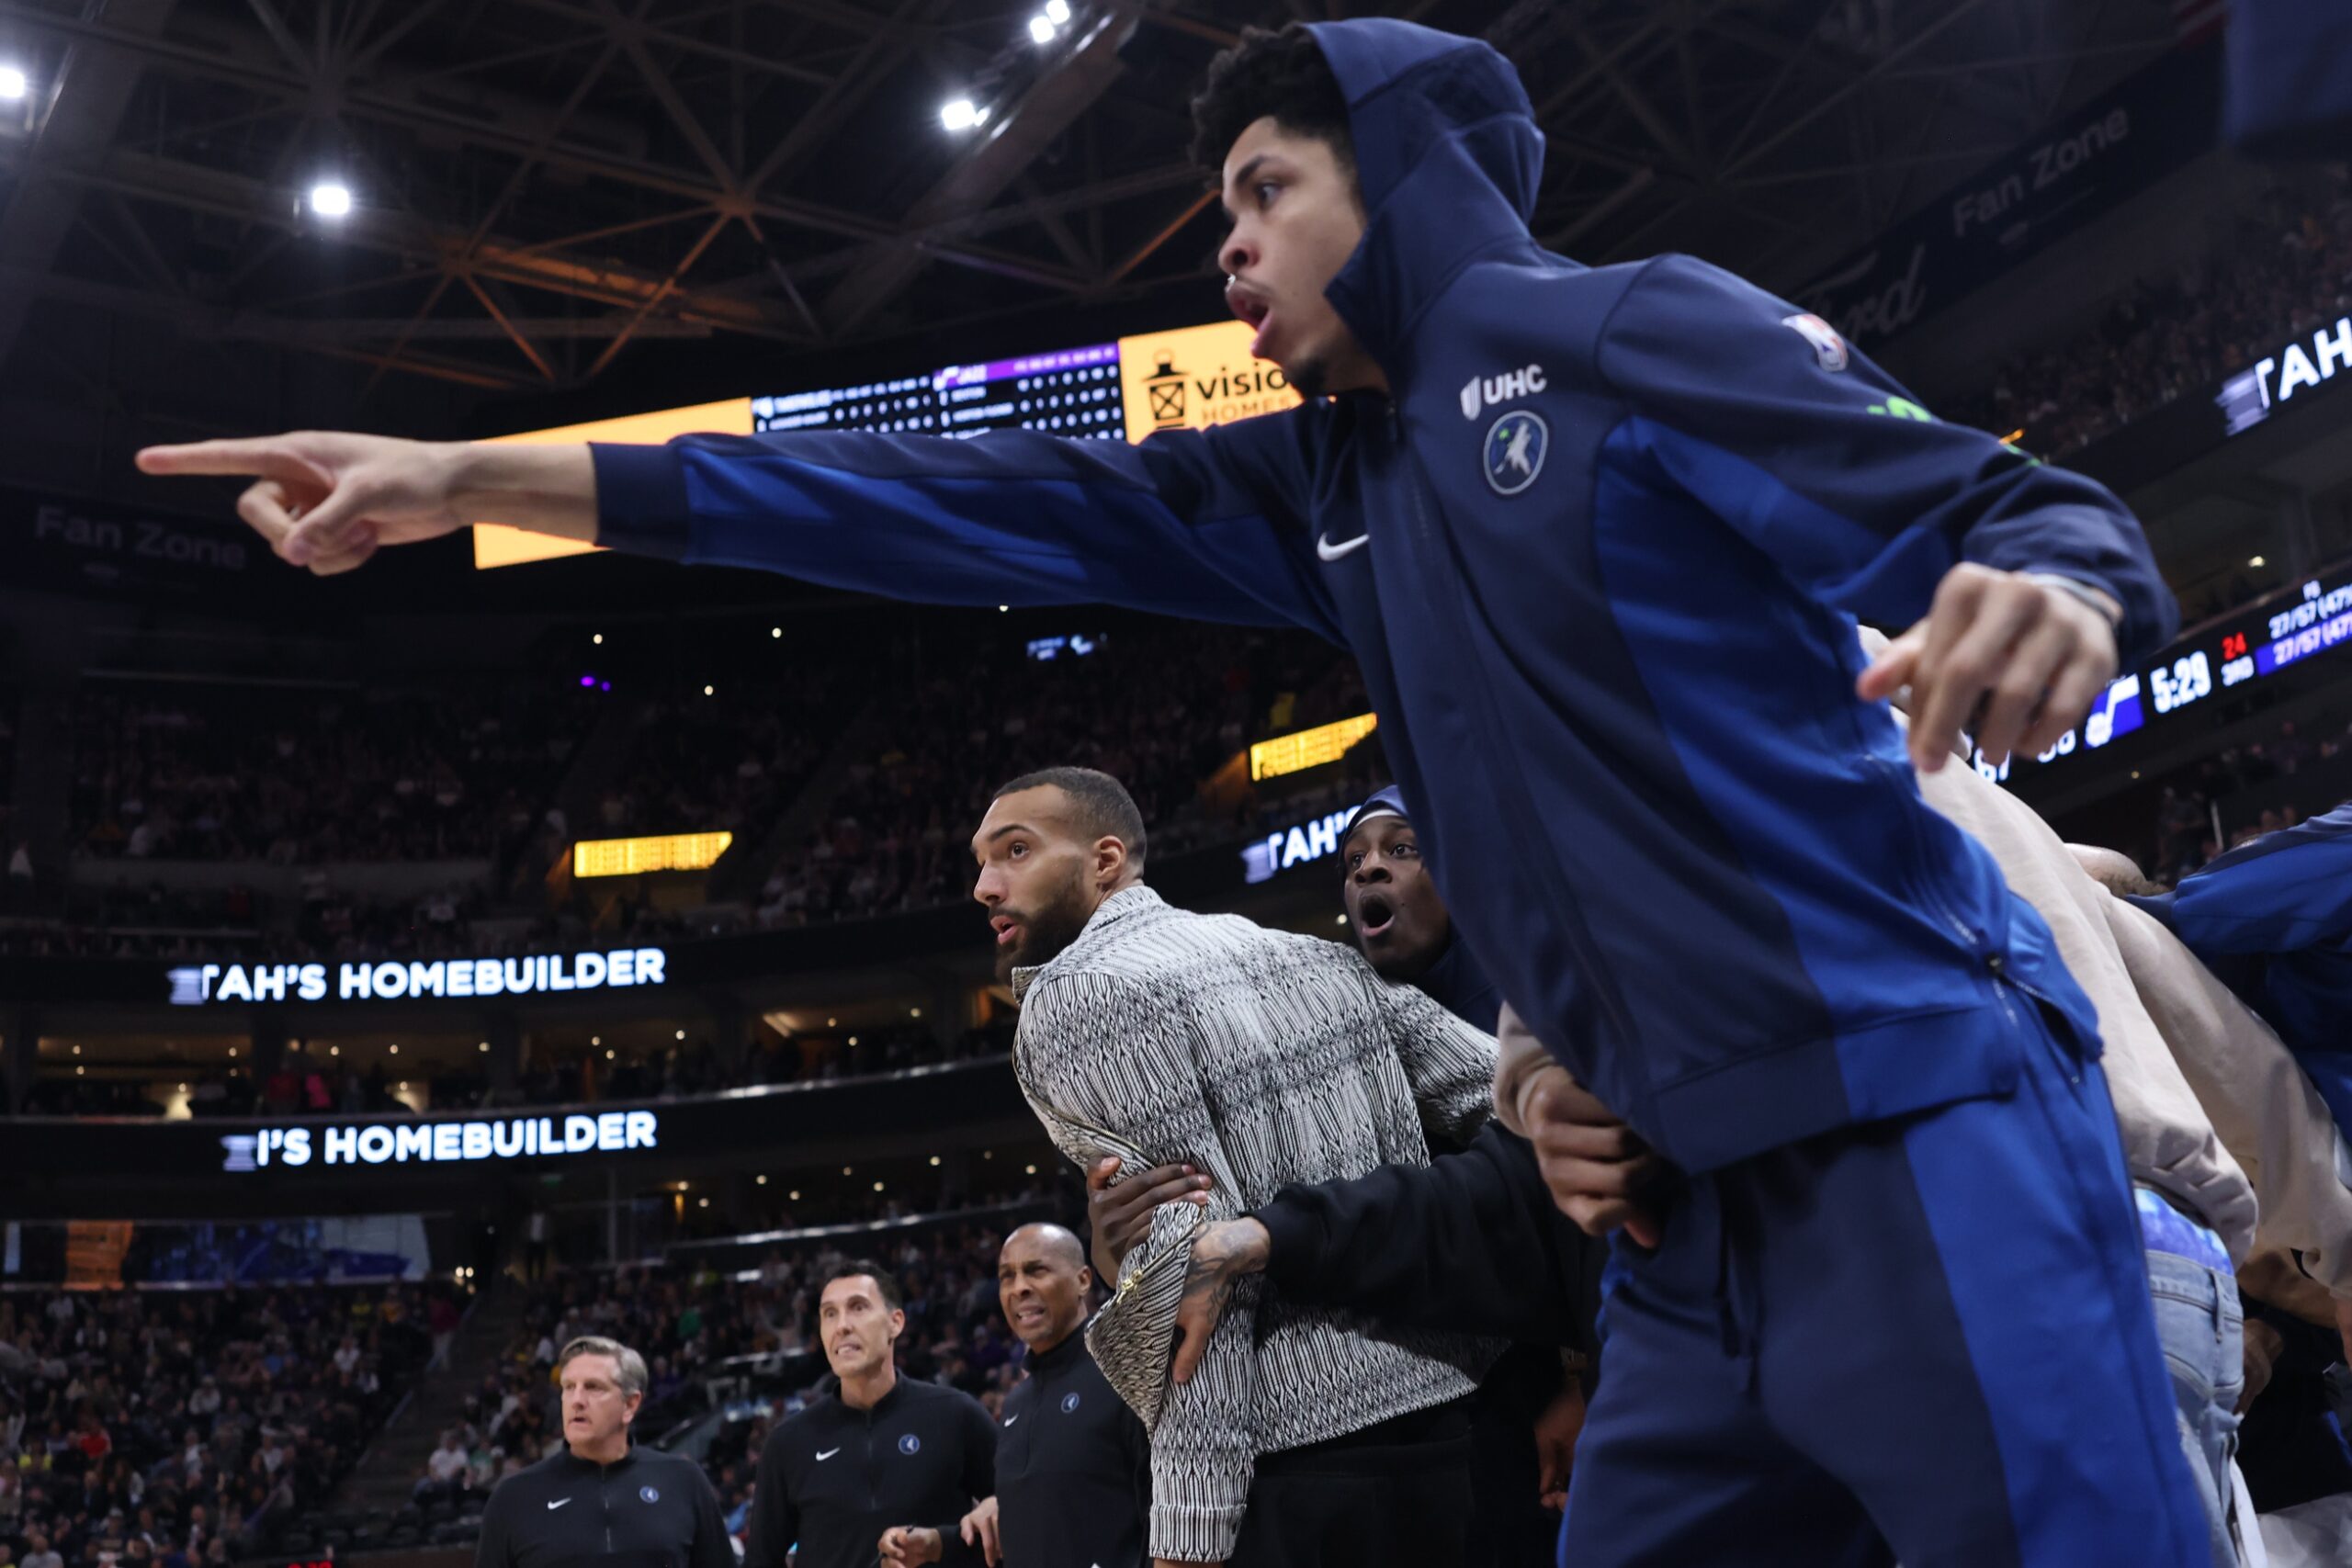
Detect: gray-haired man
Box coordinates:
(475, 1337, 732, 1568)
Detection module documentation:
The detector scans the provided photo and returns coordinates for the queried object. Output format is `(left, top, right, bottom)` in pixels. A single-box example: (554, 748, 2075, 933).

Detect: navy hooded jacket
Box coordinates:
(591, 20, 2176, 1171)
(2133, 804, 2352, 1145)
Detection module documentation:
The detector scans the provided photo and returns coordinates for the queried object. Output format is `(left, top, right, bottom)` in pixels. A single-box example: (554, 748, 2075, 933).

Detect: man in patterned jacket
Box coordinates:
(968, 765, 1498, 1568)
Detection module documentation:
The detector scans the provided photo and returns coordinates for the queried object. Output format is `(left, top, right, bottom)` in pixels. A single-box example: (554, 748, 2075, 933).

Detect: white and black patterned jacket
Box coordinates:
(1011, 885, 1499, 1562)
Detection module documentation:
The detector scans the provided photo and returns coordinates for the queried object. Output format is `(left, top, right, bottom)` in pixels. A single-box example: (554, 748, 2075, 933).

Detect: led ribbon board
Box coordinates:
(1250, 714, 1379, 782)
(572, 831, 733, 877)
(471, 321, 1301, 569)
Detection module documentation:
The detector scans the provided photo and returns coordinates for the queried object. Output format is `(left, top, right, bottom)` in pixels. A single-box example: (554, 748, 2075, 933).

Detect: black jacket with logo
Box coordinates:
(474, 1444, 732, 1568)
(994, 1332, 1148, 1568)
(744, 1376, 995, 1568)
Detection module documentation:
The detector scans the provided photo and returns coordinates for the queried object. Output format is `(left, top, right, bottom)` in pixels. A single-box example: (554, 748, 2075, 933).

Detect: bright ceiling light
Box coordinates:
(1046, 0, 1071, 21)
(309, 181, 353, 219)
(1028, 15, 1055, 43)
(941, 98, 978, 131)
(0, 66, 28, 102)
(2249, 555, 2267, 568)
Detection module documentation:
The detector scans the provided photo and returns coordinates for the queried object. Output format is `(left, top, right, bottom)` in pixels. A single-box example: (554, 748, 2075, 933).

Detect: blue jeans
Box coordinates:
(2142, 1192, 2244, 1568)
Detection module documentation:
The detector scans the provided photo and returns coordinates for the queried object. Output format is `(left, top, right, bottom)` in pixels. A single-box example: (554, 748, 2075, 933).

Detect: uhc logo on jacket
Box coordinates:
(1459, 363, 1546, 419)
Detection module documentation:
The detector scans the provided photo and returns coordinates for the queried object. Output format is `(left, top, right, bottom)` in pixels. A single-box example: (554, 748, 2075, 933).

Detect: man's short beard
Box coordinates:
(993, 865, 1096, 981)
(1284, 356, 1330, 400)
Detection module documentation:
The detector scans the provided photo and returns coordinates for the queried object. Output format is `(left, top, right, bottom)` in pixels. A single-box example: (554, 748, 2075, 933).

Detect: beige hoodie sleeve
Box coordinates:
(2098, 893, 2352, 1298)
(1908, 746, 2261, 1265)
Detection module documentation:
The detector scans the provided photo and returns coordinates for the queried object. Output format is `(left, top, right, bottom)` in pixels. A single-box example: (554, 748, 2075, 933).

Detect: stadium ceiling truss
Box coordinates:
(0, 0, 2179, 410)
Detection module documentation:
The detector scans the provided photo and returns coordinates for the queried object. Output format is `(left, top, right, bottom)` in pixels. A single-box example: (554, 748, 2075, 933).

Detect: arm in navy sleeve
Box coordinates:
(741, 1440, 795, 1568)
(1250, 1123, 1589, 1350)
(589, 415, 1343, 641)
(2163, 802, 2352, 954)
(1595, 254, 2177, 662)
(685, 1461, 736, 1568)
(926, 1397, 998, 1568)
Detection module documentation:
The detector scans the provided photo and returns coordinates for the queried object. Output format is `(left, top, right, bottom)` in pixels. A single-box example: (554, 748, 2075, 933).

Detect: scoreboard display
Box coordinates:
(1978, 569, 2352, 789)
(477, 321, 1294, 568)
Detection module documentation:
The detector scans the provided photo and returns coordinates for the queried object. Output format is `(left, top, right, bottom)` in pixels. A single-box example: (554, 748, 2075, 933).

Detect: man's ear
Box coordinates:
(1093, 835, 1131, 888)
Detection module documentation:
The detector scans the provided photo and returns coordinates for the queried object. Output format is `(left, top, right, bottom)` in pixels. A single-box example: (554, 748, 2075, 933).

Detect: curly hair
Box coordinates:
(1188, 23, 1355, 183)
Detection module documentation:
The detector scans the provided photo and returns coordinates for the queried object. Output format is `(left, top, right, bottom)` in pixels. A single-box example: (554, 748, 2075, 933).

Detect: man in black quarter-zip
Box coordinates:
(474, 1337, 732, 1568)
(944, 1224, 1149, 1568)
(745, 1261, 996, 1568)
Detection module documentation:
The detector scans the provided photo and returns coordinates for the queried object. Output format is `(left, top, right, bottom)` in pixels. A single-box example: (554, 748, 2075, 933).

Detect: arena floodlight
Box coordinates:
(1046, 0, 1071, 22)
(308, 181, 354, 218)
(0, 66, 28, 102)
(1028, 15, 1055, 43)
(941, 97, 979, 130)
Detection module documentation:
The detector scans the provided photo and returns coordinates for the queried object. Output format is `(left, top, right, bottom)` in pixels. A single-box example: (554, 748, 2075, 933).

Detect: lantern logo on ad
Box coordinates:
(1118, 320, 1302, 437)
(220, 1111, 659, 1172)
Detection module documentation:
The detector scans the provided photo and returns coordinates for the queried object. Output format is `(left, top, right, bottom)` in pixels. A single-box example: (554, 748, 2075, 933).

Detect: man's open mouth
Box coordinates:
(1355, 893, 1396, 938)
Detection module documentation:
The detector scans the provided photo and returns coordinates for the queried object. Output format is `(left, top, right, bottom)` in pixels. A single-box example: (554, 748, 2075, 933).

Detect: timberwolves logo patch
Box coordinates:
(1483, 410, 1547, 496)
(639, 1486, 659, 1504)
(898, 1434, 922, 1456)
(1060, 1393, 1081, 1415)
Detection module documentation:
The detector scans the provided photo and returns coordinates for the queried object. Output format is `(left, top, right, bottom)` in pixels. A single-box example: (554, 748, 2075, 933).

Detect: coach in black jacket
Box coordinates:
(475, 1337, 732, 1568)
(953, 1224, 1149, 1568)
(746, 1262, 995, 1568)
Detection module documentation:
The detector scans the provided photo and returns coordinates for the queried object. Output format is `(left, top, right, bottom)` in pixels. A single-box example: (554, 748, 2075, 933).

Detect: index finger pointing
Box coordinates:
(136, 439, 311, 480)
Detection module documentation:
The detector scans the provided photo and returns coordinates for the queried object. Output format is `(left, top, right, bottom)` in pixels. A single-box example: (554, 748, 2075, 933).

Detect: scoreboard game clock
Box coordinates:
(1982, 567, 2352, 789)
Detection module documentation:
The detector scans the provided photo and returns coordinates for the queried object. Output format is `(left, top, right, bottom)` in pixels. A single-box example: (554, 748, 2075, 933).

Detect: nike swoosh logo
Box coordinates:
(1003, 1416, 1019, 1427)
(547, 1500, 571, 1511)
(1316, 532, 1371, 561)
(814, 1449, 840, 1461)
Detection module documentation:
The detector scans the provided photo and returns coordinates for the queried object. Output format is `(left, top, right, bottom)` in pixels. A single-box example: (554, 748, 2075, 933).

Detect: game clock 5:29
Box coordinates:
(2147, 650, 2213, 716)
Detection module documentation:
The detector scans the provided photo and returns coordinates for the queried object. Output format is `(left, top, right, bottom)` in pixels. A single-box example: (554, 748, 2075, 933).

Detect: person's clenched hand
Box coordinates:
(1084, 1155, 1210, 1280)
(877, 1525, 944, 1566)
(1170, 1219, 1269, 1386)
(1532, 1377, 1587, 1511)
(1522, 1068, 1664, 1247)
(957, 1497, 1001, 1568)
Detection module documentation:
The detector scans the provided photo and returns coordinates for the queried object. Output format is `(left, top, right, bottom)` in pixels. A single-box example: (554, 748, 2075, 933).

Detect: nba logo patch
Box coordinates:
(639, 1486, 659, 1505)
(1780, 312, 1849, 373)
(1483, 411, 1547, 496)
(898, 1434, 921, 1456)
(1060, 1393, 1081, 1415)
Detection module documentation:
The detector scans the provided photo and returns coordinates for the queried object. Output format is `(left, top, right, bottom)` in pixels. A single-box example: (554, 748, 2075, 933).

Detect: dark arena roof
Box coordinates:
(0, 0, 2188, 471)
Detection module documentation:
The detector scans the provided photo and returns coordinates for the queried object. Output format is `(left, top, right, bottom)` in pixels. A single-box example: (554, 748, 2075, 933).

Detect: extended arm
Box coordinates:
(1251, 1123, 1589, 1347)
(136, 417, 1342, 642)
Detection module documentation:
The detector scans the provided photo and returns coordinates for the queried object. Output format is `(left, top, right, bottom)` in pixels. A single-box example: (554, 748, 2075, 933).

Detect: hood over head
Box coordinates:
(1306, 19, 1548, 375)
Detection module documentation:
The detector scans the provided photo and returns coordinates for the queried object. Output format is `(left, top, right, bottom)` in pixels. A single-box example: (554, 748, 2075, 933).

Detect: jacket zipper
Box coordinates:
(864, 1407, 876, 1515)
(1863, 755, 1984, 955)
(1861, 756, 2077, 1074)
(600, 1462, 613, 1554)
(1384, 401, 1642, 1087)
